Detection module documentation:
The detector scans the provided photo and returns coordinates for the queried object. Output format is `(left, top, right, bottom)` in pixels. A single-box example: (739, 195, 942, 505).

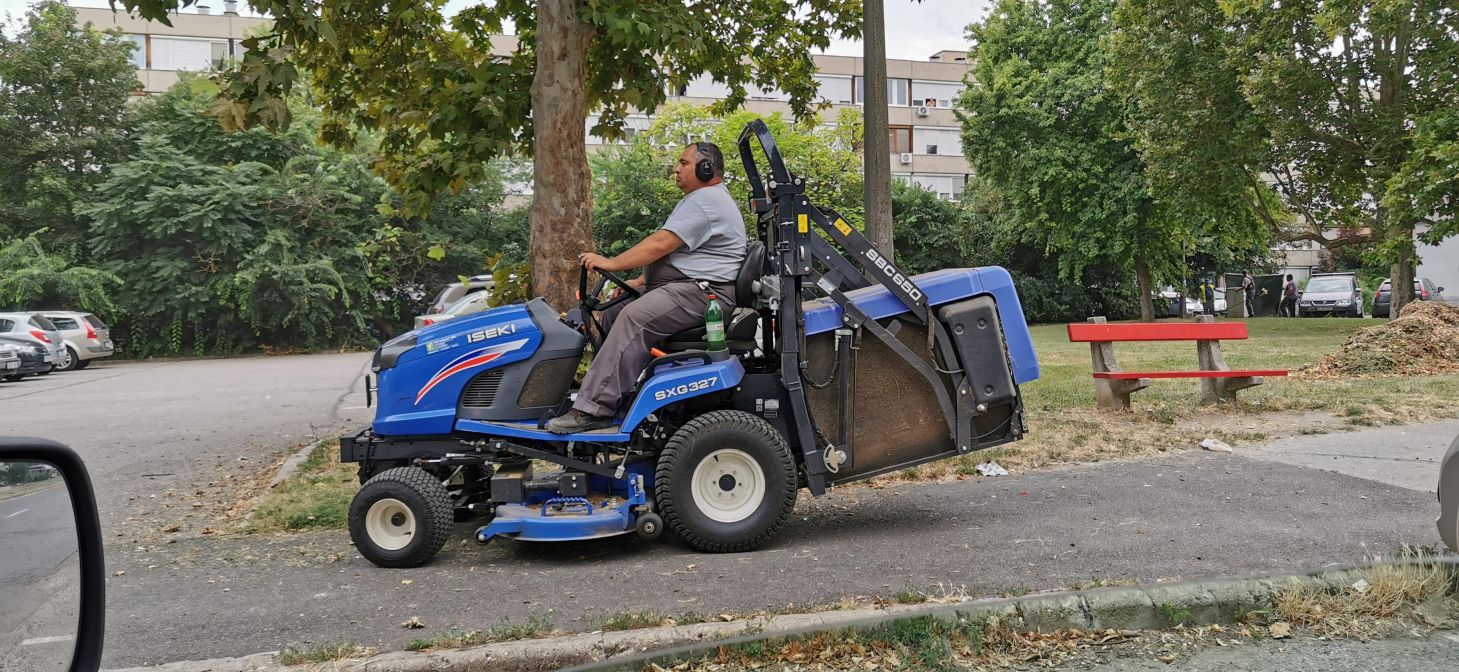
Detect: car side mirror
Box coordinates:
(1440, 287, 1446, 293)
(0, 438, 105, 672)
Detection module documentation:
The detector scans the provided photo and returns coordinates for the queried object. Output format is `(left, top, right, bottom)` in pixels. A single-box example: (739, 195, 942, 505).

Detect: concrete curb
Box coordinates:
(104, 558, 1458, 672)
(268, 437, 332, 489)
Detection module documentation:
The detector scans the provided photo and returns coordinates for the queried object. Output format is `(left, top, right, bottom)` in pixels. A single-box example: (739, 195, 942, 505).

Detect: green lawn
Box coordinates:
(903, 316, 1459, 478)
(1027, 317, 1394, 413)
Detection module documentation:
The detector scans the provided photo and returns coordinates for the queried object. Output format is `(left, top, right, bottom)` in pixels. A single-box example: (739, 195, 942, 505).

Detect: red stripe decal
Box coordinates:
(414, 352, 503, 404)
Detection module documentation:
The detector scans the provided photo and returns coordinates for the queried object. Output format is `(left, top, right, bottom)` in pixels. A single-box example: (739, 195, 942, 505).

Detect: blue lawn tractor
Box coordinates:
(340, 120, 1040, 567)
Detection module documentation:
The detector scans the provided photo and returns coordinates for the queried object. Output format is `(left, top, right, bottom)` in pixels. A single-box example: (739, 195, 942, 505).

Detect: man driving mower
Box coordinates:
(546, 141, 748, 434)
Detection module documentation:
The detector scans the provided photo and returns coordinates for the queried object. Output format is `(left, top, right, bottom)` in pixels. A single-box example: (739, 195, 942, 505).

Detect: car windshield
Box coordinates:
(49, 317, 79, 330)
(1305, 277, 1352, 293)
(28, 315, 57, 330)
(83, 314, 108, 330)
(444, 290, 492, 315)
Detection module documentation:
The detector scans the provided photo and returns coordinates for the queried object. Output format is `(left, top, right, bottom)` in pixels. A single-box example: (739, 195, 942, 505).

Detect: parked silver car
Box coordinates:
(38, 311, 114, 371)
(424, 275, 494, 316)
(0, 312, 68, 372)
(413, 290, 493, 330)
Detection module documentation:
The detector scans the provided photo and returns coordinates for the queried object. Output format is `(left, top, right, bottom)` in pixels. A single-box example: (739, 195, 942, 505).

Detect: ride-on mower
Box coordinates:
(340, 120, 1041, 567)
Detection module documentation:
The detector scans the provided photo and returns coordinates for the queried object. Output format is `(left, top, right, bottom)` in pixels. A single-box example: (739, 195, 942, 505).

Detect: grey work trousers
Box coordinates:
(573, 282, 734, 417)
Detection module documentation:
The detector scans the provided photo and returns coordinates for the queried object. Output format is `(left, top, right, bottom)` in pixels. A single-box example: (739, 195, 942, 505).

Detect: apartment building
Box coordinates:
(594, 51, 974, 200)
(74, 5, 974, 200)
(74, 4, 267, 95)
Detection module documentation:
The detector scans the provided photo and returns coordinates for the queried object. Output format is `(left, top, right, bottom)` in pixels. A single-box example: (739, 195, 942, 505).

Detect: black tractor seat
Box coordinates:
(660, 241, 765, 354)
(662, 308, 760, 353)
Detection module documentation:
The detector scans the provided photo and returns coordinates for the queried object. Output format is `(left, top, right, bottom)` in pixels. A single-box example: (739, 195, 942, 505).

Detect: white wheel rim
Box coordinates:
(690, 449, 766, 524)
(365, 498, 416, 551)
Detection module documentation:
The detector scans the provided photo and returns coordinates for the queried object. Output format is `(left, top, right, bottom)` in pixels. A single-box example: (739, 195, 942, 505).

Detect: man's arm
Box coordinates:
(579, 230, 684, 272)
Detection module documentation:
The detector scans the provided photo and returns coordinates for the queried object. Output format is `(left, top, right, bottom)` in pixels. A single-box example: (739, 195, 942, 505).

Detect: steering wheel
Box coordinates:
(576, 266, 642, 348)
(578, 266, 641, 313)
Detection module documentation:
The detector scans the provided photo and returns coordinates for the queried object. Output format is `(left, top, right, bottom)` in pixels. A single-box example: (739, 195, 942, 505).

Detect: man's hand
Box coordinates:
(578, 252, 615, 272)
(606, 275, 646, 300)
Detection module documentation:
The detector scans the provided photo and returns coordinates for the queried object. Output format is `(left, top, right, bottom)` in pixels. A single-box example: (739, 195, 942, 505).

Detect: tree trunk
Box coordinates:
(1388, 220, 1417, 316)
(529, 0, 596, 313)
(861, 0, 894, 255)
(1135, 250, 1155, 322)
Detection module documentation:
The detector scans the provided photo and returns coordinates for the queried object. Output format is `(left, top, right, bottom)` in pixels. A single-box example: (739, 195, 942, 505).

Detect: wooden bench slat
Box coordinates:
(1093, 370, 1289, 380)
(1067, 322, 1249, 342)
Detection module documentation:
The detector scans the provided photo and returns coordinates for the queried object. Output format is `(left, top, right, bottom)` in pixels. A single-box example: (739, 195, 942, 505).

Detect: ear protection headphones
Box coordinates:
(693, 142, 716, 183)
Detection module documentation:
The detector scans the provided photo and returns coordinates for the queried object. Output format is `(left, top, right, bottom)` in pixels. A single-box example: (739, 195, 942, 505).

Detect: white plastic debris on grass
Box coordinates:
(975, 461, 1009, 476)
(1200, 438, 1234, 453)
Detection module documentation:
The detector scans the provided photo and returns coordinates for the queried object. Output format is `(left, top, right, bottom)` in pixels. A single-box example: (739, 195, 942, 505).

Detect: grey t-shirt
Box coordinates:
(656, 183, 747, 283)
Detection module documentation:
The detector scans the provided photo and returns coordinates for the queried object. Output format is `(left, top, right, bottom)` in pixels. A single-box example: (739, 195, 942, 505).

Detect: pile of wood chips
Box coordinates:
(1304, 301, 1459, 377)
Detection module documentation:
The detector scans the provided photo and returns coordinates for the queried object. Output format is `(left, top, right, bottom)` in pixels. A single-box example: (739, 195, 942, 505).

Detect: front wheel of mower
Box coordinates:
(655, 410, 797, 553)
(348, 467, 453, 568)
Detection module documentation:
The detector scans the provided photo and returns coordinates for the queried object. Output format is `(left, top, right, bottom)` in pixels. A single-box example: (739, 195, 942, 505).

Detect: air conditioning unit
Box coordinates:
(898, 153, 913, 165)
(915, 105, 931, 117)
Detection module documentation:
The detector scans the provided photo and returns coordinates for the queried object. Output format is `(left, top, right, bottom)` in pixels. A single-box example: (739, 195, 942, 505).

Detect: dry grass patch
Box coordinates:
(277, 641, 369, 665)
(1274, 560, 1458, 639)
(244, 439, 359, 533)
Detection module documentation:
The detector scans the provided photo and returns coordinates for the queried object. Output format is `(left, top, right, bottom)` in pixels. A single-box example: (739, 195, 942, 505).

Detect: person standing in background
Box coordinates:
(1201, 278, 1216, 316)
(1240, 271, 1256, 317)
(1281, 274, 1299, 317)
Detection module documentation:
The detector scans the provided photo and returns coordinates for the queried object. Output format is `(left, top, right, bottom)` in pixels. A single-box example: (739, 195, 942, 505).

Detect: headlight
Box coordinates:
(1300, 300, 1313, 306)
(1337, 300, 1351, 306)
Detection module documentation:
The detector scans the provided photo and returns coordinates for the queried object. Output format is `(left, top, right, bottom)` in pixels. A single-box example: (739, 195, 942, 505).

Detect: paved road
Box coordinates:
(4, 355, 1454, 668)
(0, 354, 371, 532)
(1082, 631, 1459, 671)
(0, 483, 80, 672)
(101, 446, 1445, 668)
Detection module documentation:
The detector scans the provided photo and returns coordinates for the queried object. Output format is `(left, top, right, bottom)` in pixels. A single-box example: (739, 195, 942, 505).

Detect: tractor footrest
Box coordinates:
(540, 497, 593, 516)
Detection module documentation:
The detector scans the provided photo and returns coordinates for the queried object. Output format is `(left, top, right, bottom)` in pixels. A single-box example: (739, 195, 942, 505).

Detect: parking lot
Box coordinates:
(0, 354, 372, 531)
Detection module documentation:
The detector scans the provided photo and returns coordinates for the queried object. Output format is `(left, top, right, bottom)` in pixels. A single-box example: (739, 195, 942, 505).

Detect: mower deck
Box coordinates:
(474, 474, 650, 543)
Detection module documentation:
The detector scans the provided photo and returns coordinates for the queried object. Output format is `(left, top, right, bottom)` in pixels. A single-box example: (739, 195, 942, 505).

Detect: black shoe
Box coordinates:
(545, 410, 613, 434)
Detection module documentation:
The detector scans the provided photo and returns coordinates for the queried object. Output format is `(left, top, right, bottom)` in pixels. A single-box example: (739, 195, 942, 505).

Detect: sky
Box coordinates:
(3, 0, 992, 61)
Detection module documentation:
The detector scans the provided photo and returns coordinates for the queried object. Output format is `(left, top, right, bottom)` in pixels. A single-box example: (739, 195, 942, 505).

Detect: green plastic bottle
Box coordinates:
(704, 293, 726, 352)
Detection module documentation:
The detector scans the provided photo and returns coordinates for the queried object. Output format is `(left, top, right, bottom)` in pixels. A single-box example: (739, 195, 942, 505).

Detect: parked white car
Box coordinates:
(414, 290, 493, 330)
(37, 311, 114, 371)
(0, 312, 67, 372)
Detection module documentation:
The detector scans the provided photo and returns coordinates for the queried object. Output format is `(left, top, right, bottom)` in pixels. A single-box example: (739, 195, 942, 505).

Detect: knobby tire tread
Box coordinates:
(655, 410, 797, 553)
(351, 466, 453, 568)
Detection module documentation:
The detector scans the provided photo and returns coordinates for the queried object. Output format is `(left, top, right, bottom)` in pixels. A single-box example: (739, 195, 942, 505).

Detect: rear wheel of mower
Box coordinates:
(655, 411, 797, 552)
(348, 467, 453, 568)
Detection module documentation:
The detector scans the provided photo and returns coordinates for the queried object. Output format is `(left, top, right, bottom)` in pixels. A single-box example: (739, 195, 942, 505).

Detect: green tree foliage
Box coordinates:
(896, 180, 1139, 323)
(1227, 0, 1457, 314)
(119, 0, 862, 313)
(84, 79, 522, 355)
(0, 232, 120, 313)
(0, 1, 140, 258)
(891, 181, 982, 276)
(1107, 0, 1279, 265)
(589, 104, 866, 257)
(959, 0, 1188, 321)
(1113, 0, 1459, 315)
